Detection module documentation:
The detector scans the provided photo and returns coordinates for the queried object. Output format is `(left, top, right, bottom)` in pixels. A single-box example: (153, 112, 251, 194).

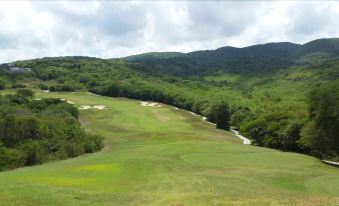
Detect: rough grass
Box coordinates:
(0, 91, 338, 206)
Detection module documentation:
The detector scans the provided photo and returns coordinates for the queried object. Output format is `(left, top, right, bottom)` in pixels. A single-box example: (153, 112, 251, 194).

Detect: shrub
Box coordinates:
(208, 102, 231, 130)
(20, 141, 45, 165)
(38, 83, 49, 90)
(12, 83, 26, 89)
(0, 80, 5, 90)
(16, 89, 34, 97)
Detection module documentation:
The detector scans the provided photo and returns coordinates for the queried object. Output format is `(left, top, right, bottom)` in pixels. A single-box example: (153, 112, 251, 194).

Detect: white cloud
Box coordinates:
(0, 0, 339, 62)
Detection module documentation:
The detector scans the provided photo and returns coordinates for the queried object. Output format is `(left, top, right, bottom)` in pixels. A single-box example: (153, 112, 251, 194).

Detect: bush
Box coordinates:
(38, 83, 49, 90)
(0, 81, 5, 90)
(20, 141, 45, 165)
(49, 85, 56, 92)
(48, 82, 83, 92)
(231, 106, 253, 130)
(64, 143, 84, 157)
(280, 123, 302, 152)
(0, 144, 25, 170)
(12, 83, 26, 89)
(45, 103, 79, 119)
(61, 84, 75, 92)
(16, 89, 34, 97)
(208, 102, 231, 130)
(84, 134, 104, 153)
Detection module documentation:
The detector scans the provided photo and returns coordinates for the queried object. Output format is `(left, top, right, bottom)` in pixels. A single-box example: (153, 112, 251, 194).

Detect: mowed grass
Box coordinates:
(0, 91, 339, 206)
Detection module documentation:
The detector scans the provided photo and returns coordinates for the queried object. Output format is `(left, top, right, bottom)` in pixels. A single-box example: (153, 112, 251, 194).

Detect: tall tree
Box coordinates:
(300, 82, 339, 158)
(210, 102, 231, 130)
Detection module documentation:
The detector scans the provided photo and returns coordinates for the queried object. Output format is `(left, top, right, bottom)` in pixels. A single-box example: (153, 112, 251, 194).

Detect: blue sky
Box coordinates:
(0, 1, 339, 62)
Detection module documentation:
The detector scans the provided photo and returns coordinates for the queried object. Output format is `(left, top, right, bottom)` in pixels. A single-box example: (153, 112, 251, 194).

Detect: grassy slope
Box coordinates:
(0, 91, 338, 206)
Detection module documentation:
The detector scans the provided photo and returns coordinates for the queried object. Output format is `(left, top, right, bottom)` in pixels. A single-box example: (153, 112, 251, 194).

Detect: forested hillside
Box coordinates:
(5, 38, 339, 161)
(123, 38, 339, 76)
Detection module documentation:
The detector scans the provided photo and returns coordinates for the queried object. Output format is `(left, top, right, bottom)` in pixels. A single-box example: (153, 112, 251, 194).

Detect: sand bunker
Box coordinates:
(59, 98, 75, 104)
(140, 101, 162, 107)
(79, 105, 107, 110)
(34, 98, 41, 101)
(79, 105, 92, 110)
(93, 105, 106, 109)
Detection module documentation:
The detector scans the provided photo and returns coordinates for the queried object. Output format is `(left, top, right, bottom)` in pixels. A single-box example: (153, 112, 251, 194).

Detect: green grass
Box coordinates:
(0, 91, 339, 205)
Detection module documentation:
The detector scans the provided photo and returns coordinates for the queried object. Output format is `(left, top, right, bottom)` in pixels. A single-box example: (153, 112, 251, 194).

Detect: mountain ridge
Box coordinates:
(115, 38, 339, 76)
(117, 38, 339, 59)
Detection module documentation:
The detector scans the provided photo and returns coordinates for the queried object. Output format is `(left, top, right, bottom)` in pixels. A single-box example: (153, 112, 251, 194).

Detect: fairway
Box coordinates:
(0, 91, 339, 206)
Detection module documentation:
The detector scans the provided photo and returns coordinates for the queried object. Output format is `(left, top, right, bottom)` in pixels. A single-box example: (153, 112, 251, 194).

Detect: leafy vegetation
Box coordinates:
(300, 82, 339, 159)
(0, 89, 103, 171)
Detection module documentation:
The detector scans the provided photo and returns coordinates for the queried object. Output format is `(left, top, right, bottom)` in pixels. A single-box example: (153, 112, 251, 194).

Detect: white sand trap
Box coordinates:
(44, 90, 50, 93)
(60, 99, 75, 104)
(140, 101, 162, 107)
(34, 98, 41, 101)
(79, 105, 92, 110)
(93, 105, 107, 110)
(174, 107, 179, 110)
(79, 105, 107, 110)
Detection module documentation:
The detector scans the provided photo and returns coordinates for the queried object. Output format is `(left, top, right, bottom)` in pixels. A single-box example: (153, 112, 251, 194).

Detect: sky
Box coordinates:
(1, 1, 339, 62)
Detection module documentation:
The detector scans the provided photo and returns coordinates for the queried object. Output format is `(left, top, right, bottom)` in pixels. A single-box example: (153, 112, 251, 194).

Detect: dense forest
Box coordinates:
(0, 89, 103, 171)
(2, 38, 339, 161)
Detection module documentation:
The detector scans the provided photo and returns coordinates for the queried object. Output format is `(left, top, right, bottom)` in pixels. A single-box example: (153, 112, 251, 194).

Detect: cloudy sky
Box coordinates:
(0, 1, 339, 62)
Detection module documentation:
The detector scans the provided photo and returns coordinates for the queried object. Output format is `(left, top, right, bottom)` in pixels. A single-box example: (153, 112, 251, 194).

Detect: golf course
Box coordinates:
(0, 91, 339, 206)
